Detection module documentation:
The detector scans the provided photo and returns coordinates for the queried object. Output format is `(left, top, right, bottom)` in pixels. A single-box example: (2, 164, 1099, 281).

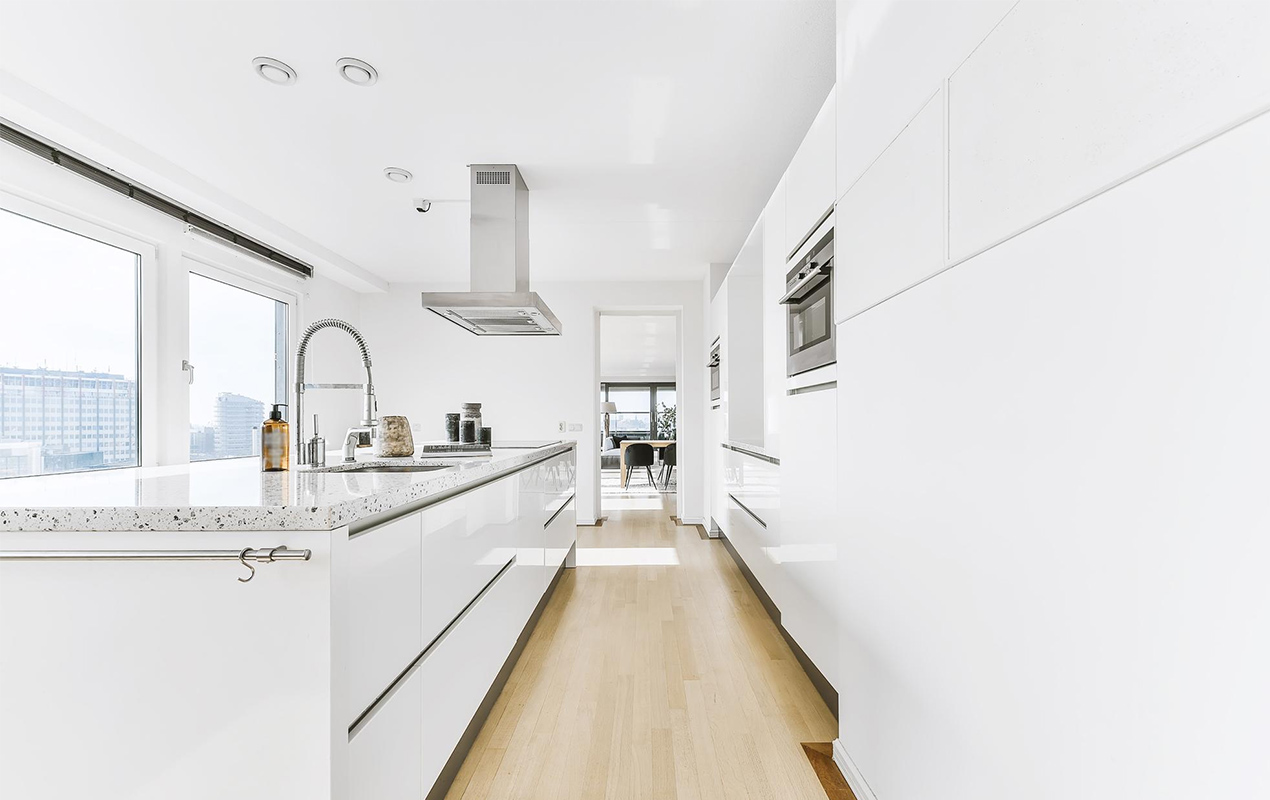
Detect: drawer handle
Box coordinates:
(728, 493, 767, 529)
(544, 492, 576, 529)
(348, 554, 516, 739)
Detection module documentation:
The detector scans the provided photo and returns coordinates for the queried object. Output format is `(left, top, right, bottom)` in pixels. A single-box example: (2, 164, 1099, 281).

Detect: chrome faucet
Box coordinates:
(295, 319, 377, 466)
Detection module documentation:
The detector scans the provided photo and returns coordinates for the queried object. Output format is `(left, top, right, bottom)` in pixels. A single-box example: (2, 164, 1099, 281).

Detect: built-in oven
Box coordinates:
(781, 216, 834, 377)
(708, 339, 721, 403)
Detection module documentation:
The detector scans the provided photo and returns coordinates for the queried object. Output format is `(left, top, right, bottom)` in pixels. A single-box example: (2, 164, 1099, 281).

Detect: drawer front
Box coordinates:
(349, 513, 423, 720)
(544, 492, 576, 573)
(420, 476, 520, 647)
(419, 553, 533, 792)
(543, 451, 577, 574)
(349, 667, 422, 800)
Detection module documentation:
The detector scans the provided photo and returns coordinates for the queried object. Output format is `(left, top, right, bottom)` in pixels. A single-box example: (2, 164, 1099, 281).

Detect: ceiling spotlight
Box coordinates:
(252, 57, 296, 86)
(383, 167, 413, 183)
(338, 57, 378, 86)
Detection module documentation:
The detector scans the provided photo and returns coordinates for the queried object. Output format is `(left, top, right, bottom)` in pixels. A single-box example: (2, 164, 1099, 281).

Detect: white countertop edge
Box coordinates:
(0, 442, 575, 534)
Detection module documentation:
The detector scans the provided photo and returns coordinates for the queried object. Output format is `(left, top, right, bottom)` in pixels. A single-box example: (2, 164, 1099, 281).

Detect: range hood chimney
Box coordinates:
(421, 164, 562, 335)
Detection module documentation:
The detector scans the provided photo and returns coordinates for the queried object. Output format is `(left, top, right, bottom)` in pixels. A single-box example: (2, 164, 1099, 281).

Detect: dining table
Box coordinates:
(618, 439, 676, 487)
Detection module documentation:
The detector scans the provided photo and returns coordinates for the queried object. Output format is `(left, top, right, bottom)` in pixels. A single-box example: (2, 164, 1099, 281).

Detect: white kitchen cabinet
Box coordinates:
(419, 542, 530, 791)
(543, 450, 577, 574)
(349, 668, 423, 800)
(835, 106, 1270, 800)
(710, 279, 728, 535)
(516, 460, 548, 600)
(836, 90, 945, 323)
(776, 386, 838, 692)
(948, 0, 1270, 259)
(711, 424, 728, 537)
(0, 528, 334, 800)
(419, 477, 518, 648)
(785, 88, 836, 252)
(836, 0, 1013, 199)
(761, 180, 787, 457)
(726, 272, 764, 448)
(725, 448, 782, 611)
(348, 513, 424, 720)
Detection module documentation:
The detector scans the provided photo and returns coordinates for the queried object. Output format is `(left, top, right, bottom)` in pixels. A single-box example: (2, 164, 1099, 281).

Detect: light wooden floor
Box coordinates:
(444, 491, 839, 800)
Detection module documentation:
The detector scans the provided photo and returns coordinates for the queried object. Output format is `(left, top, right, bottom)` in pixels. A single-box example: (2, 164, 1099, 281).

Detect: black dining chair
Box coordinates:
(659, 443, 677, 489)
(624, 443, 656, 488)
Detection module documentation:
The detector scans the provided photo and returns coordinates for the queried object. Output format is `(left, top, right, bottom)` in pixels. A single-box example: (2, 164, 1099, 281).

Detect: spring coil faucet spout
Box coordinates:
(294, 319, 377, 466)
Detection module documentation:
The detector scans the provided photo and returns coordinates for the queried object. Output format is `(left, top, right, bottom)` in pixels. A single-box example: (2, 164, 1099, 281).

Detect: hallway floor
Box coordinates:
(443, 492, 839, 800)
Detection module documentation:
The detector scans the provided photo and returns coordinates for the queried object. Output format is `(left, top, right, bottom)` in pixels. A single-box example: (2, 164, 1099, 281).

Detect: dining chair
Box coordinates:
(624, 443, 656, 488)
(659, 443, 677, 489)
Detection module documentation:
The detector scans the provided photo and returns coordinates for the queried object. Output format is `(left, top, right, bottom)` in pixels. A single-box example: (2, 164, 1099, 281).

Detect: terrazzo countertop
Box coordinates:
(0, 441, 574, 532)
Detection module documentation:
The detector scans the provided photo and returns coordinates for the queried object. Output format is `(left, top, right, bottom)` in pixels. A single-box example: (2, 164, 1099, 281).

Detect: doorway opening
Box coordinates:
(597, 313, 679, 516)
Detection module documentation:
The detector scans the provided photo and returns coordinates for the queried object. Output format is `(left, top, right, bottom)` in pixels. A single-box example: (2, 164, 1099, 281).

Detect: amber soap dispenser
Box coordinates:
(261, 403, 290, 472)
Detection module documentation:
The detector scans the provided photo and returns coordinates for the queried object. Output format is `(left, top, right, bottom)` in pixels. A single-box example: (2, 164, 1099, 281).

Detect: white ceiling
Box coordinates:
(601, 314, 677, 379)
(0, 0, 834, 288)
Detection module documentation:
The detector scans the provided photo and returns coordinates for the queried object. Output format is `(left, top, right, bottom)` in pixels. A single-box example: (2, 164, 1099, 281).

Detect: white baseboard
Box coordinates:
(832, 739, 878, 800)
(577, 517, 599, 526)
(679, 515, 705, 525)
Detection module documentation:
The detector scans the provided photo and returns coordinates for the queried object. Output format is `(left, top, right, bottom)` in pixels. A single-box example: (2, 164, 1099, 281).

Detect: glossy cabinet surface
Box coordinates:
(725, 274, 765, 448)
(836, 0, 1013, 199)
(349, 513, 424, 718)
(543, 448, 577, 574)
(785, 88, 836, 250)
(420, 477, 518, 649)
(0, 529, 335, 800)
(836, 109, 1270, 800)
(349, 668, 423, 800)
(836, 90, 945, 323)
(723, 449, 782, 608)
(948, 1, 1270, 258)
(777, 387, 838, 690)
(348, 448, 576, 799)
(761, 180, 787, 457)
(419, 543, 531, 791)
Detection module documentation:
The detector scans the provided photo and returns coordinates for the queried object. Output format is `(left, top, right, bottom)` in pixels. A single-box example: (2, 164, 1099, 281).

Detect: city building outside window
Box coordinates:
(0, 208, 139, 478)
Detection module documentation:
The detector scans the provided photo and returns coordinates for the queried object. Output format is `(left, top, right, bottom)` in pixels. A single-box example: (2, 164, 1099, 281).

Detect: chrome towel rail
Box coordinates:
(0, 546, 311, 583)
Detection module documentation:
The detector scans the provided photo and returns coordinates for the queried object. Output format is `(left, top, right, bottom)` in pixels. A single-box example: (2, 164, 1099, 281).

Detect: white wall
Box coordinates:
(0, 140, 366, 465)
(833, 2, 1270, 798)
(358, 280, 706, 525)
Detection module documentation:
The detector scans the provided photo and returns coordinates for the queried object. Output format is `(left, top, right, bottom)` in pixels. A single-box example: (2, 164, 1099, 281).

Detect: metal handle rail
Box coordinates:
(0, 546, 311, 583)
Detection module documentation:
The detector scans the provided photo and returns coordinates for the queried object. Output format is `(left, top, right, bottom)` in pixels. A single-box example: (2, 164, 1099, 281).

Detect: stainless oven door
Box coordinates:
(786, 276, 835, 376)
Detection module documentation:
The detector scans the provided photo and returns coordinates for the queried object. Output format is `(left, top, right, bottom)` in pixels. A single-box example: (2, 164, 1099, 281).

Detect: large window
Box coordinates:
(188, 272, 288, 461)
(0, 208, 140, 478)
(601, 383, 676, 441)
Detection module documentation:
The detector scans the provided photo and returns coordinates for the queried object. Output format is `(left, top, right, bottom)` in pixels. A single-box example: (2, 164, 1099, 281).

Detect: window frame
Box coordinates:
(601, 381, 677, 440)
(184, 257, 298, 463)
(0, 189, 157, 475)
(0, 185, 306, 475)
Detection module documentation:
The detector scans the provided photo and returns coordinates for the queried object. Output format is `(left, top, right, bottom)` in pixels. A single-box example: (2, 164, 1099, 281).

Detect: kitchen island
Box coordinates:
(0, 441, 577, 800)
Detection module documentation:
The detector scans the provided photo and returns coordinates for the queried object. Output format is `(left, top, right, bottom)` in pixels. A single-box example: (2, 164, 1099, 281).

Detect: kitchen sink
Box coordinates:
(338, 464, 452, 474)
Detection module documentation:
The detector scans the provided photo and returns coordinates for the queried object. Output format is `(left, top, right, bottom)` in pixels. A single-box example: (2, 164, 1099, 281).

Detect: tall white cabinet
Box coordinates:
(831, 2, 1270, 800)
(708, 86, 840, 713)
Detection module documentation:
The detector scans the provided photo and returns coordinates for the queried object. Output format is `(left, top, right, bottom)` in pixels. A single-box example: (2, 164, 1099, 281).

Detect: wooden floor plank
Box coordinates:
(444, 491, 838, 800)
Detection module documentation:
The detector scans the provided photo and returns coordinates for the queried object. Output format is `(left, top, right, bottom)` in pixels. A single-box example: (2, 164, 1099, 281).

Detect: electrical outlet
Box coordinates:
(558, 421, 567, 432)
(568, 423, 582, 432)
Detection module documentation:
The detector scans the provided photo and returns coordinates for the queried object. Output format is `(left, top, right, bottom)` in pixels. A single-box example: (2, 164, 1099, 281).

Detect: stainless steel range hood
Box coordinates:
(421, 164, 562, 335)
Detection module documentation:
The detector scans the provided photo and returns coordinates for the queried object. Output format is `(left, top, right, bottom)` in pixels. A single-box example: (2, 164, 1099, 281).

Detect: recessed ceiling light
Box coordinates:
(383, 167, 413, 183)
(338, 57, 378, 86)
(252, 57, 296, 86)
